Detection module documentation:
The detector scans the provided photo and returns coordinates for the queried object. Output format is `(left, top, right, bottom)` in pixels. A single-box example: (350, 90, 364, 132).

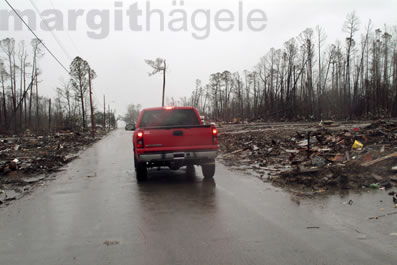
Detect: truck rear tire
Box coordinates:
(202, 163, 215, 178)
(136, 162, 148, 182)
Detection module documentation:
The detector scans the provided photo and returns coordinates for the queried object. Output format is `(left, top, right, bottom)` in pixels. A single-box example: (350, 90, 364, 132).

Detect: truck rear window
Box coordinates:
(140, 109, 201, 128)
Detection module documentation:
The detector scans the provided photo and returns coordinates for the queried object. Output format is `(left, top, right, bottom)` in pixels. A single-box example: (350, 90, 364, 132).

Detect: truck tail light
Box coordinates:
(212, 128, 218, 145)
(137, 130, 144, 148)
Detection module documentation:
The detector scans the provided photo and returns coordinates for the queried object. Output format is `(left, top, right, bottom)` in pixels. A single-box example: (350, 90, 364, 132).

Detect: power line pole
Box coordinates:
(108, 104, 110, 130)
(88, 68, 95, 138)
(162, 60, 167, 107)
(36, 68, 39, 129)
(103, 95, 106, 131)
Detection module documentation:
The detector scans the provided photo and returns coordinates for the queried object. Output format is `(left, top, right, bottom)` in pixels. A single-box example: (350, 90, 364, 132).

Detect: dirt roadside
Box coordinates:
(0, 130, 109, 205)
(218, 120, 397, 199)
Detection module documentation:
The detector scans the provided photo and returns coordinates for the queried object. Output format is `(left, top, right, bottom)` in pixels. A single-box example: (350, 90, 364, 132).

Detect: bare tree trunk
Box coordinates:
(48, 98, 52, 130)
(80, 90, 86, 129)
(29, 84, 33, 127)
(1, 75, 6, 126)
(353, 23, 371, 115)
(307, 38, 314, 115)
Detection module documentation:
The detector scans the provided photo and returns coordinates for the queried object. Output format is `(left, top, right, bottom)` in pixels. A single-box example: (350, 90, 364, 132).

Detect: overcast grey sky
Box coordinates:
(1, 0, 396, 115)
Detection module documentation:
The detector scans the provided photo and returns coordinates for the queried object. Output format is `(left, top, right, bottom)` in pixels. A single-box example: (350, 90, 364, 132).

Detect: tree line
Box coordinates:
(175, 12, 397, 122)
(0, 38, 116, 134)
(122, 104, 142, 125)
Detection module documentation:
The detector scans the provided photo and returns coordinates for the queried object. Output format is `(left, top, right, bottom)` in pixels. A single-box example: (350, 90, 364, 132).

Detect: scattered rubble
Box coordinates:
(219, 120, 397, 194)
(0, 130, 107, 205)
(0, 189, 5, 204)
(104, 240, 120, 246)
(343, 199, 354, 206)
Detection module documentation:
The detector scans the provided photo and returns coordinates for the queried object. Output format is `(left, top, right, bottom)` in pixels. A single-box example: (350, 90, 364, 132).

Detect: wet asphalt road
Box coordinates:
(0, 130, 396, 265)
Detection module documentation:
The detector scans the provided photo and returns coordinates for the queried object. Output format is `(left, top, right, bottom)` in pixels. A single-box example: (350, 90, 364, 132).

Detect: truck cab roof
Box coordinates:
(142, 106, 195, 112)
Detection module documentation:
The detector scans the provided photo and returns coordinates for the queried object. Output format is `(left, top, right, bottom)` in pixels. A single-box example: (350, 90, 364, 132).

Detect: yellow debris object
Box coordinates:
(352, 140, 364, 150)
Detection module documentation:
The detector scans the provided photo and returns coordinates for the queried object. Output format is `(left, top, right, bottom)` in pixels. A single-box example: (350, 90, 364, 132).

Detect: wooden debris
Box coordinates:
(362, 153, 397, 167)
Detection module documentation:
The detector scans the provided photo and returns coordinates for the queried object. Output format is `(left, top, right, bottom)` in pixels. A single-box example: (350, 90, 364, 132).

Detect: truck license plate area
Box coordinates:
(173, 130, 184, 136)
(174, 153, 185, 159)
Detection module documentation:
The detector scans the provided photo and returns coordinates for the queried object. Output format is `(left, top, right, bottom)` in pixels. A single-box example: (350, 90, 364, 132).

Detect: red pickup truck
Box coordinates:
(132, 107, 218, 181)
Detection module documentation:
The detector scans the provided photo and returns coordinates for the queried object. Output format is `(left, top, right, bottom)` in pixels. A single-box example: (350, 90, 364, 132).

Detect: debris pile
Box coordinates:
(0, 130, 106, 204)
(219, 120, 397, 193)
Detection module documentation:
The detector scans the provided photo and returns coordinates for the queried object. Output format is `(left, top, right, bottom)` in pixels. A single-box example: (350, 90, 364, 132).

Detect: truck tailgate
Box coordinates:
(143, 126, 214, 149)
